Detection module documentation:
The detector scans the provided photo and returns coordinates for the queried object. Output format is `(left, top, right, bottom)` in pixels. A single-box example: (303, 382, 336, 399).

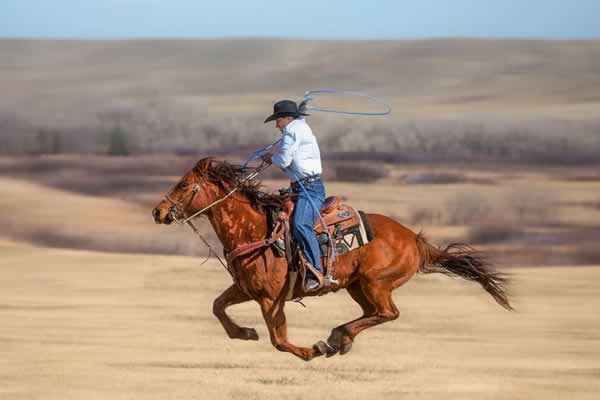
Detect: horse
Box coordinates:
(152, 158, 512, 361)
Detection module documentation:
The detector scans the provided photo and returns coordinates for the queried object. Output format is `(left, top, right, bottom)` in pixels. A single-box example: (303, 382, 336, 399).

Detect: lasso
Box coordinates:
(301, 89, 392, 116)
(244, 89, 391, 166)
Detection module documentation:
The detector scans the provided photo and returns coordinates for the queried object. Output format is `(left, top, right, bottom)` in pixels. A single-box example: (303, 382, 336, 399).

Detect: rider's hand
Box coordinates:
(261, 152, 273, 164)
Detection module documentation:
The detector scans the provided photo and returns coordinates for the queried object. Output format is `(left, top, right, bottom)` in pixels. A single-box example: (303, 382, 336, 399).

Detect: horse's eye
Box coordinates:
(179, 182, 189, 189)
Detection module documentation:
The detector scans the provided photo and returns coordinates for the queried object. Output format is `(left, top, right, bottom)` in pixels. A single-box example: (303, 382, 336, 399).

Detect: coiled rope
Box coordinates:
(302, 89, 391, 116)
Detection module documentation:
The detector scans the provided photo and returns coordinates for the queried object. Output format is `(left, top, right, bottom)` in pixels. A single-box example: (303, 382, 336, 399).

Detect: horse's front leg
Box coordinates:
(259, 298, 323, 361)
(213, 284, 258, 341)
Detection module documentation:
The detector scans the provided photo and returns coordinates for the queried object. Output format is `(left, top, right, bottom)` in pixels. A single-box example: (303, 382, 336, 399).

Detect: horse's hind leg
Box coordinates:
(347, 280, 377, 316)
(325, 281, 376, 355)
(259, 298, 323, 361)
(213, 284, 258, 341)
(323, 282, 399, 356)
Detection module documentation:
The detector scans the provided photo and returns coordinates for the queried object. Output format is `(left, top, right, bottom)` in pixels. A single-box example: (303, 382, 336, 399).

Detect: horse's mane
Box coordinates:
(193, 158, 288, 211)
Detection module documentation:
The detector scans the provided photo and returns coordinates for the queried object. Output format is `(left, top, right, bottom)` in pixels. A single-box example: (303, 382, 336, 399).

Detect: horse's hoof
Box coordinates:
(326, 329, 344, 349)
(314, 340, 339, 357)
(325, 348, 339, 358)
(240, 327, 259, 341)
(339, 341, 353, 355)
(325, 340, 342, 358)
(313, 340, 328, 355)
(313, 340, 336, 356)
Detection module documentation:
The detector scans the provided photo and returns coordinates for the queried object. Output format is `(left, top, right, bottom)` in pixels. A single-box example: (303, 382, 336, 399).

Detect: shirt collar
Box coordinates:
(281, 118, 299, 134)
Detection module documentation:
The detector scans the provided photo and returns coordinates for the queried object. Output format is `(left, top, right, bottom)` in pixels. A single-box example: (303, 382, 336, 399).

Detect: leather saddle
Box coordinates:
(271, 196, 370, 298)
(314, 196, 362, 236)
(275, 195, 362, 234)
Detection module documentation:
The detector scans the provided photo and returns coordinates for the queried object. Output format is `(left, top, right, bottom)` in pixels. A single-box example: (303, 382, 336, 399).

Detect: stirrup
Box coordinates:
(303, 275, 325, 293)
(327, 276, 340, 285)
(299, 253, 327, 293)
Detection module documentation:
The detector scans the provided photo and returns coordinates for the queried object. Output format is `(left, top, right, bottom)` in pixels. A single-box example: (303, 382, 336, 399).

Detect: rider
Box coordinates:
(261, 99, 326, 291)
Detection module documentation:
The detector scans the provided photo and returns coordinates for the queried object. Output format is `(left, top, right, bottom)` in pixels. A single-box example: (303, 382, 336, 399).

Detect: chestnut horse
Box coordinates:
(152, 158, 512, 361)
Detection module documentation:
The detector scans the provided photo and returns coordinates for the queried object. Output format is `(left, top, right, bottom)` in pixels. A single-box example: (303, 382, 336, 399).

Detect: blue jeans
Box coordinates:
(292, 179, 326, 272)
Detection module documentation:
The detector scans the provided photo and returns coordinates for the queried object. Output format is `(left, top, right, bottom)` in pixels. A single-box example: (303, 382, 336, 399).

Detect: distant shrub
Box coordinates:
(108, 126, 130, 156)
(468, 224, 523, 244)
(329, 163, 388, 183)
(445, 193, 492, 225)
(504, 190, 554, 224)
(401, 173, 467, 185)
(566, 175, 600, 182)
(50, 132, 63, 154)
(407, 188, 559, 228)
(408, 208, 443, 225)
(574, 245, 600, 265)
(34, 129, 63, 155)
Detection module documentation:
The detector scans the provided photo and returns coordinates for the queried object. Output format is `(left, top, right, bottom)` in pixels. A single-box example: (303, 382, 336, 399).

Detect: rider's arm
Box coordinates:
(272, 129, 299, 169)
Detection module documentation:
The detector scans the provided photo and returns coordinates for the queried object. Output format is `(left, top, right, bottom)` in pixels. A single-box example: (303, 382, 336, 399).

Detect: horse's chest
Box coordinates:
(234, 258, 286, 297)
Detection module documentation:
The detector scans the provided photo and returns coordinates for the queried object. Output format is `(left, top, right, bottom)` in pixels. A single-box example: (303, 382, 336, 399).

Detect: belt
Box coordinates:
(290, 175, 321, 190)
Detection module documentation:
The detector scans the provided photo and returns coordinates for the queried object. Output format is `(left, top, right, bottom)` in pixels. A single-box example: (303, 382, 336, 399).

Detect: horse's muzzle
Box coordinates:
(152, 208, 162, 223)
(152, 207, 174, 224)
(164, 210, 174, 224)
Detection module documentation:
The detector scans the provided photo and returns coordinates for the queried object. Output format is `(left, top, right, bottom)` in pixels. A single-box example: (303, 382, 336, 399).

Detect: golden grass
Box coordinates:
(1, 241, 599, 399)
(0, 176, 214, 256)
(1, 160, 599, 398)
(2, 161, 600, 263)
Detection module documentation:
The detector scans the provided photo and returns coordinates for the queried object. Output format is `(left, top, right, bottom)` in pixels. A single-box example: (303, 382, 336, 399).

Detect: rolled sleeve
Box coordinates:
(272, 130, 298, 169)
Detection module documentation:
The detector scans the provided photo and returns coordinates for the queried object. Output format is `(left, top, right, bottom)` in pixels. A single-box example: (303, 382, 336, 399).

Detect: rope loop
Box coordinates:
(302, 89, 391, 116)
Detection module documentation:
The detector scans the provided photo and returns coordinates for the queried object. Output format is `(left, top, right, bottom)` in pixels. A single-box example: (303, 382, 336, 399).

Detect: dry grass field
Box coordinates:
(2, 156, 599, 266)
(1, 240, 599, 400)
(1, 159, 599, 399)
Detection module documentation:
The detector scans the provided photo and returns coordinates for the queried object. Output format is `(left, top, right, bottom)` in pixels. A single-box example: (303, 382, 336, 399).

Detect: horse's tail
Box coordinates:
(415, 232, 513, 311)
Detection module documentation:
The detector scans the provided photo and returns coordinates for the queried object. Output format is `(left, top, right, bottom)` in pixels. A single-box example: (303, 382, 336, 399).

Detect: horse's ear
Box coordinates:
(194, 157, 214, 174)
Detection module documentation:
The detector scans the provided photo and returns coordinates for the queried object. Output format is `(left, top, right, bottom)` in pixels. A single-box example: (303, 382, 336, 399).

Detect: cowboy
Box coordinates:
(261, 100, 325, 291)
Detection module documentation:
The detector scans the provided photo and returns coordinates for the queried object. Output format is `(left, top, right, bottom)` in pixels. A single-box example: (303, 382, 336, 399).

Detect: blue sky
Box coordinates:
(2, 0, 600, 39)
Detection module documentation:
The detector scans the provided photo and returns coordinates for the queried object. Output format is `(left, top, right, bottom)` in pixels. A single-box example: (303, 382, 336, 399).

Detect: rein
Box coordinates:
(161, 163, 270, 282)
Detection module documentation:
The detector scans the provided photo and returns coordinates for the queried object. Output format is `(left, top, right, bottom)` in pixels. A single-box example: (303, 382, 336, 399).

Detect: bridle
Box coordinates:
(160, 164, 268, 280)
(163, 182, 203, 225)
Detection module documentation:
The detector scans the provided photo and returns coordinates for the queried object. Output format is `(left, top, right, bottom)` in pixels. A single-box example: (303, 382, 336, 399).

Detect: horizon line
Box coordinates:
(1, 35, 599, 42)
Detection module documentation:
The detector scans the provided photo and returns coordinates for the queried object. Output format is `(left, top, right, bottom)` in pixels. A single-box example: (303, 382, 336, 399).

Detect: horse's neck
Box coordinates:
(206, 192, 268, 252)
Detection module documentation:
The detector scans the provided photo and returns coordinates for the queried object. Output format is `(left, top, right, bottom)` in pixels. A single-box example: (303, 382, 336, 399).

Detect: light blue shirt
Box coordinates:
(272, 118, 323, 180)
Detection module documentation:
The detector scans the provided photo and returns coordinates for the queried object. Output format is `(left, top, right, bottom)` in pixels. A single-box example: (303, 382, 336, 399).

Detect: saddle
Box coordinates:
(270, 196, 373, 298)
(225, 195, 373, 298)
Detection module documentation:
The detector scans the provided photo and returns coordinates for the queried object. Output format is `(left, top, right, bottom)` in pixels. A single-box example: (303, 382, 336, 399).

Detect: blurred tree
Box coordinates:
(35, 130, 49, 154)
(35, 129, 63, 154)
(108, 126, 130, 156)
(51, 131, 63, 154)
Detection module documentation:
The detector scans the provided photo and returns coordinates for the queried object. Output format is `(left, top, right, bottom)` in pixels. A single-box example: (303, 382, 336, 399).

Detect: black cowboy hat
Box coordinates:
(264, 99, 309, 123)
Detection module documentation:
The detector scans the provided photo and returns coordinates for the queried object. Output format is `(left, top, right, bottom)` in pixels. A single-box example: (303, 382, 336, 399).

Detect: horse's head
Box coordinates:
(153, 157, 281, 226)
(152, 158, 221, 225)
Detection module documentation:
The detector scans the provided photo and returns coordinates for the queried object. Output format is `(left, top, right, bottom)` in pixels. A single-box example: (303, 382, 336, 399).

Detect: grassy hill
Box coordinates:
(0, 174, 210, 256)
(1, 38, 600, 161)
(3, 38, 600, 101)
